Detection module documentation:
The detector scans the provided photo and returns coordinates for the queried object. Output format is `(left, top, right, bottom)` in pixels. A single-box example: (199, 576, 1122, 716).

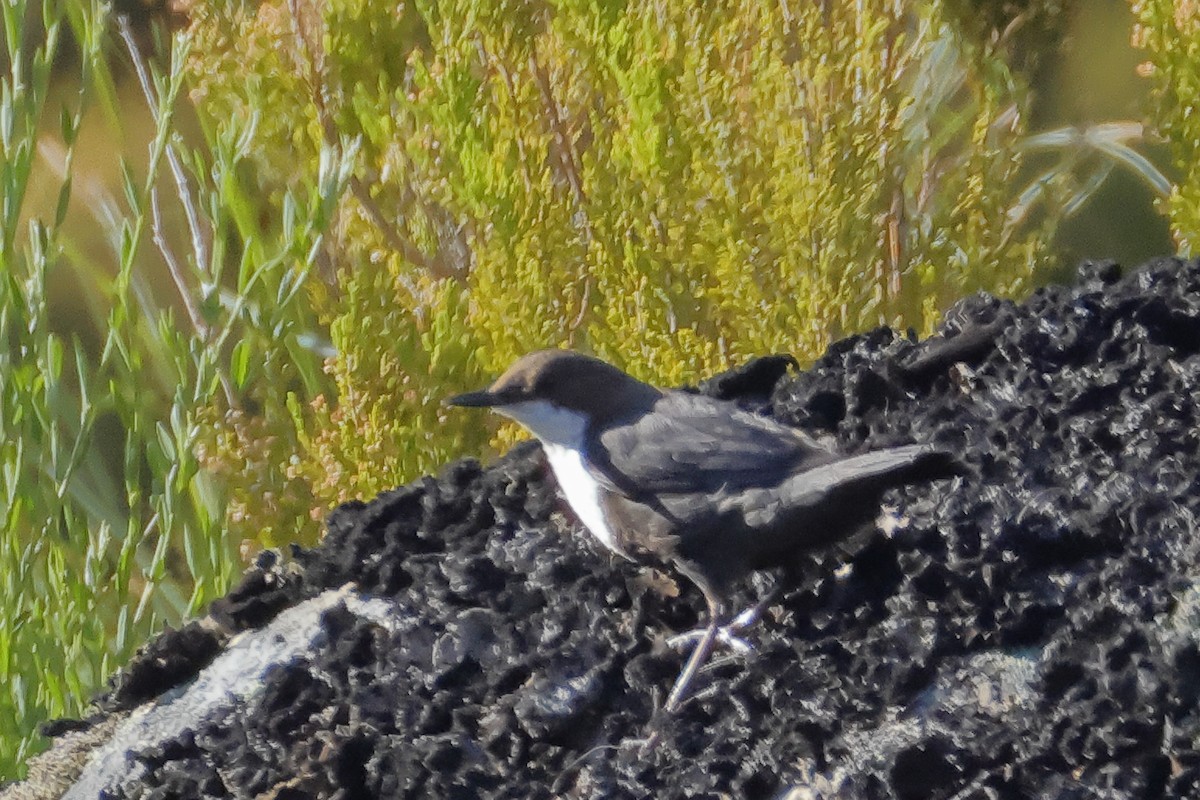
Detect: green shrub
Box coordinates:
(0, 0, 340, 773)
(186, 0, 1059, 548)
(0, 0, 231, 773)
(1133, 0, 1200, 250)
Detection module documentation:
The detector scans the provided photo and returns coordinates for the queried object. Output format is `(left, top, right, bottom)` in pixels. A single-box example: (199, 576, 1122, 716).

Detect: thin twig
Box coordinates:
(486, 40, 534, 197)
(529, 46, 593, 341)
(150, 186, 206, 335)
(119, 21, 213, 290)
(119, 17, 236, 406)
(529, 49, 590, 215)
(286, 0, 438, 284)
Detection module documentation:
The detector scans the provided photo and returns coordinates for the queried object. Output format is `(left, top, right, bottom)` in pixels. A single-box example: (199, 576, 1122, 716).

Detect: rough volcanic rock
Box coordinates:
(23, 257, 1200, 799)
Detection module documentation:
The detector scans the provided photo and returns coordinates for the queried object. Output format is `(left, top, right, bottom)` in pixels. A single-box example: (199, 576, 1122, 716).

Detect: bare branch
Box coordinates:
(528, 46, 593, 344)
(119, 20, 213, 284)
(150, 186, 206, 334)
(119, 17, 236, 407)
(285, 0, 439, 282)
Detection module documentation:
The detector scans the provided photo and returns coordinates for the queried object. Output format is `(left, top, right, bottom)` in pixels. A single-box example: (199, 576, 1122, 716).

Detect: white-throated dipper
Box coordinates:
(447, 349, 962, 718)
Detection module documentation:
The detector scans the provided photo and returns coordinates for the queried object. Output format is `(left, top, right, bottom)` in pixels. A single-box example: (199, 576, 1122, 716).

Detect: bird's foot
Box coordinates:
(664, 596, 775, 655)
(666, 624, 754, 654)
(653, 583, 783, 725)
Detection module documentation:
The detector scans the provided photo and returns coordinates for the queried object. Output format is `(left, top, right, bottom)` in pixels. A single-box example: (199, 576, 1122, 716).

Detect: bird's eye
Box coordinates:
(500, 383, 527, 402)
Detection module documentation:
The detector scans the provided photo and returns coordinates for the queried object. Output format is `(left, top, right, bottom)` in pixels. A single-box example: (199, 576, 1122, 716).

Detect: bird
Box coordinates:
(446, 349, 963, 719)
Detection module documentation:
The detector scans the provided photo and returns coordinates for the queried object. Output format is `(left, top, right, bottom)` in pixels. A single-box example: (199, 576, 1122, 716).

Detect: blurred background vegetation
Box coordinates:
(0, 0, 1192, 778)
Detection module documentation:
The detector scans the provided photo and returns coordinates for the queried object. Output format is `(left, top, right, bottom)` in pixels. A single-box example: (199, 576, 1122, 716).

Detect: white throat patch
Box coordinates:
(496, 400, 624, 556)
(495, 400, 587, 447)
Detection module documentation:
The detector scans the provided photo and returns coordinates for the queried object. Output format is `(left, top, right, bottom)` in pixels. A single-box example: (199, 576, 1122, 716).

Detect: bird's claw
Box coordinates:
(729, 602, 767, 630)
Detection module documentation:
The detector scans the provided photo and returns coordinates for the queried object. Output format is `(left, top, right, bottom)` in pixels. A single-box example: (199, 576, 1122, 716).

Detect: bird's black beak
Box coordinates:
(444, 389, 501, 408)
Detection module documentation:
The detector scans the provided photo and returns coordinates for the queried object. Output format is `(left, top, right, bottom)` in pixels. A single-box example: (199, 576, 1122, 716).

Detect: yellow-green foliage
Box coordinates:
(0, 1, 247, 774)
(186, 0, 1055, 545)
(1133, 0, 1200, 251)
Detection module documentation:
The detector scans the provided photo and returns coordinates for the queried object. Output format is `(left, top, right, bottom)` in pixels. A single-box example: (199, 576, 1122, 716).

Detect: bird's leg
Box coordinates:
(638, 591, 727, 753)
(666, 618, 753, 654)
(663, 596, 724, 714)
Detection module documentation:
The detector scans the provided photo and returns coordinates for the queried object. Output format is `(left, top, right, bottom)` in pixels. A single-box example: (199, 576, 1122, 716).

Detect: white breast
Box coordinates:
(495, 400, 625, 556)
(542, 443, 624, 555)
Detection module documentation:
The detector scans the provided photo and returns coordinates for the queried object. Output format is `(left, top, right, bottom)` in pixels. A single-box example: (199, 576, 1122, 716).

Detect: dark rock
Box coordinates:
(43, 257, 1200, 798)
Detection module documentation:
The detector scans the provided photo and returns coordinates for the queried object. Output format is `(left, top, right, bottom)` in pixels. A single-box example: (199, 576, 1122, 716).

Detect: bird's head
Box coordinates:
(446, 350, 660, 445)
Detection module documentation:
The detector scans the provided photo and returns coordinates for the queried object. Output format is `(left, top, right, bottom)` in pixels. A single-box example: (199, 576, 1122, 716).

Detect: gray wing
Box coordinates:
(591, 391, 835, 495)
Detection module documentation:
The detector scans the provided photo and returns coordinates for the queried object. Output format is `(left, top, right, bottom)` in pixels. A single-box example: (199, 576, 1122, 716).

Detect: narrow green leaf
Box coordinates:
(230, 339, 252, 388)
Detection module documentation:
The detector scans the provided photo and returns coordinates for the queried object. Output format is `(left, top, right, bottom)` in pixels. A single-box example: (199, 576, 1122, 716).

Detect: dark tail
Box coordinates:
(818, 444, 968, 488)
(732, 444, 967, 532)
(790, 443, 966, 502)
